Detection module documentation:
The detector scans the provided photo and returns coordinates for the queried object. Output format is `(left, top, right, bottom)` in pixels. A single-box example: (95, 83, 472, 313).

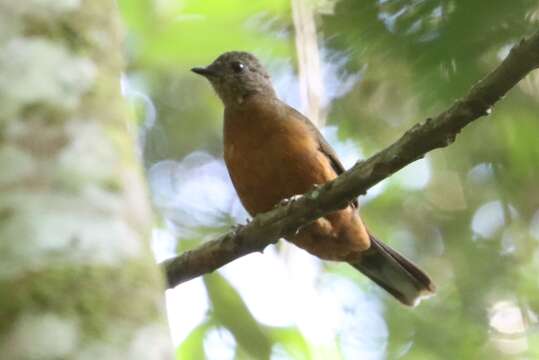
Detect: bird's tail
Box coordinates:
(349, 234, 435, 306)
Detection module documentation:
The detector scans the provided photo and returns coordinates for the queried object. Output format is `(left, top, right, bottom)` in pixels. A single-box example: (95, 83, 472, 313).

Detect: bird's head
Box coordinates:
(192, 51, 275, 106)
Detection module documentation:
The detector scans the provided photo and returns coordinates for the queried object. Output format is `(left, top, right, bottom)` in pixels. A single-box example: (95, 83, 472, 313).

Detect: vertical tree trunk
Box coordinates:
(0, 1, 171, 359)
(292, 0, 324, 126)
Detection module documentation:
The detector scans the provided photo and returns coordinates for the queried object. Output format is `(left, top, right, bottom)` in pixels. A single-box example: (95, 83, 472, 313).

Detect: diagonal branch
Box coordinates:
(164, 31, 539, 289)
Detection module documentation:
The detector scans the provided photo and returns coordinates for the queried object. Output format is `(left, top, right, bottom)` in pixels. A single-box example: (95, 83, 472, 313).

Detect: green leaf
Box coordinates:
(176, 321, 212, 360)
(204, 273, 272, 359)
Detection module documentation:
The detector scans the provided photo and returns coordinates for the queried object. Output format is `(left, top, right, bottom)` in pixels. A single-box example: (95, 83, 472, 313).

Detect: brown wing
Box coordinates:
(284, 104, 358, 208)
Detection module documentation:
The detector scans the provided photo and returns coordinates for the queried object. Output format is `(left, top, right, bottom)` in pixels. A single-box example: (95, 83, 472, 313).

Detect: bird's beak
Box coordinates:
(191, 66, 217, 78)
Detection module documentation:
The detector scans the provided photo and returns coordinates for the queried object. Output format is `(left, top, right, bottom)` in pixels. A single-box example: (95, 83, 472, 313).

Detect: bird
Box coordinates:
(192, 51, 435, 306)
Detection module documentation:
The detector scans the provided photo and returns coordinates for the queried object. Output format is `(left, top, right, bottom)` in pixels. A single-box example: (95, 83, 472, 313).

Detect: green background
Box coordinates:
(118, 1, 539, 359)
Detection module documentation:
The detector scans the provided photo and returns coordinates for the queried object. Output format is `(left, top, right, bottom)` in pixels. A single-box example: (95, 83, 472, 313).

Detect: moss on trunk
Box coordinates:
(0, 1, 171, 358)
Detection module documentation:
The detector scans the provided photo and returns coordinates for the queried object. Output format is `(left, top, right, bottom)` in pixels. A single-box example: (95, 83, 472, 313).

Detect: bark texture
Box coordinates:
(0, 1, 171, 359)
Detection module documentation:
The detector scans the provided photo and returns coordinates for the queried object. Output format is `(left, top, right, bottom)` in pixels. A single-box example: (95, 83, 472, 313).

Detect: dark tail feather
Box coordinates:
(349, 234, 436, 306)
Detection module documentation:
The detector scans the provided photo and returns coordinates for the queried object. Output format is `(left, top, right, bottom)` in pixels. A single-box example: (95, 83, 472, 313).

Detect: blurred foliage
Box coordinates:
(119, 0, 539, 359)
(203, 273, 311, 359)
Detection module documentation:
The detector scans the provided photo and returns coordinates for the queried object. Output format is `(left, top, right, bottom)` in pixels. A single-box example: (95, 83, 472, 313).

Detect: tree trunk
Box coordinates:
(0, 1, 171, 359)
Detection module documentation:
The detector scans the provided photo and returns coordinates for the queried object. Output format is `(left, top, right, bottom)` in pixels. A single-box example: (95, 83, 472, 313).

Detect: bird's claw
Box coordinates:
(230, 223, 245, 236)
(276, 194, 303, 208)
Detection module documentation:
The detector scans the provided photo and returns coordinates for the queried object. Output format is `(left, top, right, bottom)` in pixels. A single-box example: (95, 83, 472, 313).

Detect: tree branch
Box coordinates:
(164, 31, 539, 288)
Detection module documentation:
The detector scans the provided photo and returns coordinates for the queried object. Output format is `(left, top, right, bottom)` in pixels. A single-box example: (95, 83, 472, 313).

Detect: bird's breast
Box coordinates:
(223, 107, 330, 215)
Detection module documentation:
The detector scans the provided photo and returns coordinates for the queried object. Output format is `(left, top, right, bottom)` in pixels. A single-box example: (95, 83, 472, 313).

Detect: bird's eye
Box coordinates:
(231, 61, 245, 73)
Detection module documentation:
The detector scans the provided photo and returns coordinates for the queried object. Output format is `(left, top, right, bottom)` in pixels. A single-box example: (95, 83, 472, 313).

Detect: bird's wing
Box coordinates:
(285, 104, 358, 208)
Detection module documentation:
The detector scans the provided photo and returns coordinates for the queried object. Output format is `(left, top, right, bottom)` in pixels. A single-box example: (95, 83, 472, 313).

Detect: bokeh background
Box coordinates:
(118, 1, 539, 359)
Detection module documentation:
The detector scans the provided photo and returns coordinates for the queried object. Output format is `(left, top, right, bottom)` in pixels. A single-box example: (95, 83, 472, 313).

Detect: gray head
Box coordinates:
(191, 51, 276, 106)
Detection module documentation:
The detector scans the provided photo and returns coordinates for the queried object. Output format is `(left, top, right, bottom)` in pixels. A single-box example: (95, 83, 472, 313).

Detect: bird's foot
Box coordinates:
(276, 194, 303, 208)
(229, 223, 246, 237)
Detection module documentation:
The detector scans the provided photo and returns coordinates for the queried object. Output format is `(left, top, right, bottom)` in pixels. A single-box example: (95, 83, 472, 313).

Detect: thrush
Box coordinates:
(192, 51, 435, 306)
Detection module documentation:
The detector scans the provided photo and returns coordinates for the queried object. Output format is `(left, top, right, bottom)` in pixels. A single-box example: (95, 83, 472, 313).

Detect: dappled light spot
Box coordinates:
(203, 327, 236, 360)
(394, 157, 431, 190)
(467, 162, 494, 184)
(266, 57, 301, 110)
(165, 279, 209, 346)
(151, 227, 178, 263)
(488, 301, 528, 355)
(148, 152, 246, 232)
(271, 48, 362, 117)
(471, 201, 518, 239)
(220, 247, 300, 327)
(217, 244, 387, 353)
(321, 126, 364, 169)
(323, 276, 387, 360)
(362, 179, 390, 204)
(270, 344, 291, 360)
(489, 301, 526, 334)
(296, 277, 343, 345)
(321, 126, 390, 203)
